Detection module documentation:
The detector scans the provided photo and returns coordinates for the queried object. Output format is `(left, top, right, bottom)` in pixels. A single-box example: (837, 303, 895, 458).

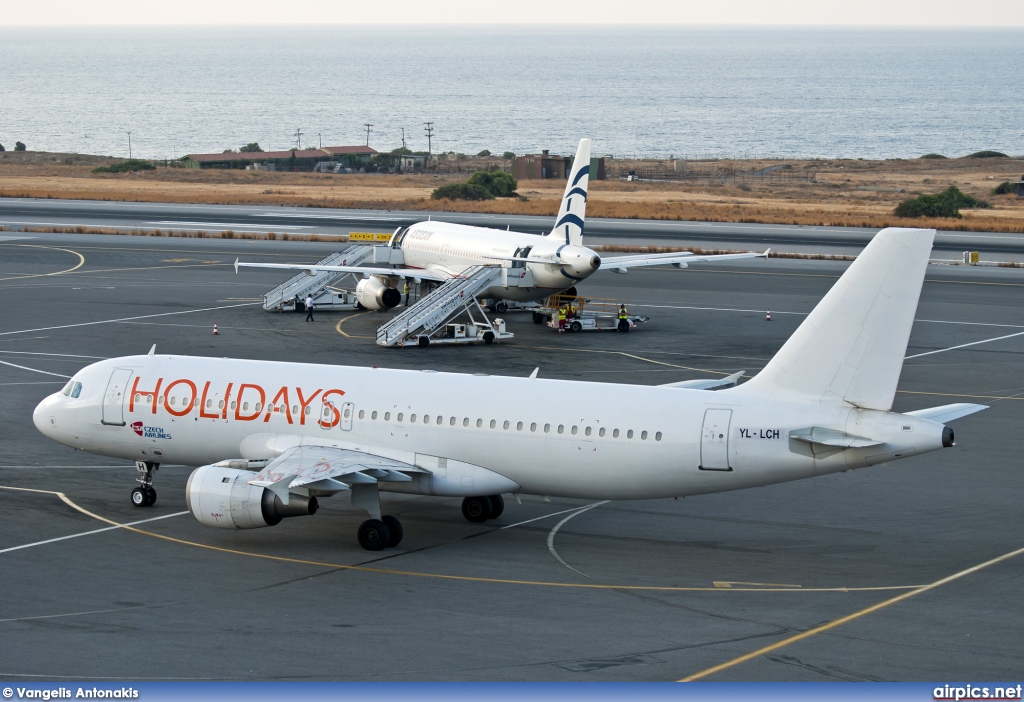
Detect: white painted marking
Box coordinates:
(146, 221, 311, 230)
(0, 235, 36, 242)
(0, 511, 189, 555)
(0, 301, 258, 337)
(0, 350, 107, 359)
(546, 502, 609, 575)
(500, 503, 605, 530)
(0, 360, 71, 378)
(905, 330, 1024, 359)
(0, 382, 64, 385)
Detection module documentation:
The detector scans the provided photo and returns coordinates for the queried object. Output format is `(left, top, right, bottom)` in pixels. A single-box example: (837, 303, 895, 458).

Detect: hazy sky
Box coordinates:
(7, 0, 1024, 26)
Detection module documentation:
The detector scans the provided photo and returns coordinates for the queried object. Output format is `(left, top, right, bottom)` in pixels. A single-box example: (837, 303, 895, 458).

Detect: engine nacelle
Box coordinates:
(356, 276, 401, 311)
(186, 464, 318, 530)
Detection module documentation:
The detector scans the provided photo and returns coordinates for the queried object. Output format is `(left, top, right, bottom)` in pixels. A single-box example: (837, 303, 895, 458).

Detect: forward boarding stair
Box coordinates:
(262, 246, 374, 311)
(376, 265, 506, 347)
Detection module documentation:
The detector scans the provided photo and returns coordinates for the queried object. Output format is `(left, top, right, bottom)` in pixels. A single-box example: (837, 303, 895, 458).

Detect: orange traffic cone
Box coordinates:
(212, 324, 219, 335)
(765, 310, 772, 322)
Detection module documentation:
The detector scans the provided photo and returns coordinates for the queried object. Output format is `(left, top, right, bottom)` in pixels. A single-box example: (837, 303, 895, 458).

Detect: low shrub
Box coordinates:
(964, 150, 1008, 158)
(92, 159, 156, 173)
(919, 153, 948, 159)
(431, 183, 494, 201)
(894, 185, 991, 219)
(467, 170, 518, 197)
(993, 181, 1014, 195)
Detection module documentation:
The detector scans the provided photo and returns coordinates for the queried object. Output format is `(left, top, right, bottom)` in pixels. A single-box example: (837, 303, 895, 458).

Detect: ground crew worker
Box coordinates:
(305, 295, 315, 322)
(557, 306, 567, 332)
(403, 281, 410, 306)
(618, 303, 629, 332)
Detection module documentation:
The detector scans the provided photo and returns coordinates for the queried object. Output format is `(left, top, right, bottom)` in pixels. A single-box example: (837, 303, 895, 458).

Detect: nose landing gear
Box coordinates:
(131, 460, 159, 507)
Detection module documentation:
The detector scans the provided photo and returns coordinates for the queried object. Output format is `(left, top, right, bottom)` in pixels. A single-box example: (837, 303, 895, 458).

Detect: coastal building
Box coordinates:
(180, 145, 376, 171)
(511, 150, 605, 180)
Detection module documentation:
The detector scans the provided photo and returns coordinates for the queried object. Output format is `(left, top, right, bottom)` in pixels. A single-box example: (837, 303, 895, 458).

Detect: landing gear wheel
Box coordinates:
(495, 300, 509, 314)
(617, 319, 630, 333)
(462, 496, 493, 523)
(381, 515, 403, 547)
(487, 494, 504, 519)
(482, 331, 495, 345)
(357, 519, 391, 551)
(418, 336, 430, 347)
(143, 486, 157, 506)
(131, 487, 148, 507)
(570, 320, 583, 333)
(532, 312, 545, 325)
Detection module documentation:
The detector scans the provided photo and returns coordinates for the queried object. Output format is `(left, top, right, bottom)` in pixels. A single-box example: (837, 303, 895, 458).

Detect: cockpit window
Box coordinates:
(61, 380, 75, 396)
(70, 382, 82, 398)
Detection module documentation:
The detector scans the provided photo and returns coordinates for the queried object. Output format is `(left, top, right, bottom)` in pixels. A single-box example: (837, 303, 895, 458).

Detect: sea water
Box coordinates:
(0, 26, 1021, 160)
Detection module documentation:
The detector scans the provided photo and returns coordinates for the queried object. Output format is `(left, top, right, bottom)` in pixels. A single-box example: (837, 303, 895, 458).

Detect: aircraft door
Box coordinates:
(700, 409, 732, 471)
(101, 368, 134, 426)
(340, 402, 354, 431)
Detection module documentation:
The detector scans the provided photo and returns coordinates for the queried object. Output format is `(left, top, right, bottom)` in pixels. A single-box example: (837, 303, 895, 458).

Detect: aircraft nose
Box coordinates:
(33, 395, 57, 436)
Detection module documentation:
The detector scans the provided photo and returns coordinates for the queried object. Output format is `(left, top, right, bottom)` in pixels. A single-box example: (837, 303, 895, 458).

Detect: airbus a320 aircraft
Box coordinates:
(34, 228, 985, 550)
(233, 138, 767, 311)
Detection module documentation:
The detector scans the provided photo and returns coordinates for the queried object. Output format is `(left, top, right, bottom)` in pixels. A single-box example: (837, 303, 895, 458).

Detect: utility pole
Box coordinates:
(423, 122, 434, 159)
(294, 128, 303, 150)
(401, 128, 406, 150)
(363, 123, 373, 147)
(318, 132, 322, 149)
(127, 131, 132, 159)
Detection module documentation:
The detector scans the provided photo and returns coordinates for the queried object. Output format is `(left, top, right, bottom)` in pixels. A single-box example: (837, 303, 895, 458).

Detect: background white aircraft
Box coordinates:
(34, 227, 986, 550)
(234, 138, 767, 310)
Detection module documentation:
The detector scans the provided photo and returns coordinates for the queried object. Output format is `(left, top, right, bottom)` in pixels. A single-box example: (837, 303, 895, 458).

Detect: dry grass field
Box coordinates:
(2, 151, 1023, 232)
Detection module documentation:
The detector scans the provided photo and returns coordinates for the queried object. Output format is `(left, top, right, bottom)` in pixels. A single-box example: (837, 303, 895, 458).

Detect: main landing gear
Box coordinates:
(461, 494, 505, 523)
(351, 482, 403, 552)
(357, 515, 404, 551)
(131, 460, 159, 507)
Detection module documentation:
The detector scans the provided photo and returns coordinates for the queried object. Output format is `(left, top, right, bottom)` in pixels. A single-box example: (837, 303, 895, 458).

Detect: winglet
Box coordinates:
(147, 344, 156, 356)
(233, 257, 239, 274)
(760, 248, 771, 260)
(529, 367, 540, 379)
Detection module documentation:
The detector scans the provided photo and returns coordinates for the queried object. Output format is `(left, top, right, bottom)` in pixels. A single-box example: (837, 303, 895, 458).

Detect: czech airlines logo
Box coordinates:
(130, 421, 172, 439)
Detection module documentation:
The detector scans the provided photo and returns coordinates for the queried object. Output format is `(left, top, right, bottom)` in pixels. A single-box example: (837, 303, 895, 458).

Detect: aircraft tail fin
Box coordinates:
(546, 138, 591, 246)
(734, 227, 935, 411)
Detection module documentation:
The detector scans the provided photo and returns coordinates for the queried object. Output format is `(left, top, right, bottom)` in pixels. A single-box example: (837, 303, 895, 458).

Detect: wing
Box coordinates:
(234, 259, 452, 283)
(600, 249, 769, 273)
(248, 445, 426, 503)
(659, 370, 745, 391)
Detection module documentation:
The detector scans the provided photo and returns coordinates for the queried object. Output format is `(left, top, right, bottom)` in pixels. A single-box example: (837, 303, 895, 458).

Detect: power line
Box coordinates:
(364, 123, 373, 147)
(294, 127, 303, 150)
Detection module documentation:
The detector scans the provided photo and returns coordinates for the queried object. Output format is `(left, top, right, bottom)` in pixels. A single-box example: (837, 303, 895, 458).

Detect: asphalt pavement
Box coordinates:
(0, 232, 1022, 681)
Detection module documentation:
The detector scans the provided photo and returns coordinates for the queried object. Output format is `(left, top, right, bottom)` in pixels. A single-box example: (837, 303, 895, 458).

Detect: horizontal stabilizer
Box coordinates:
(789, 427, 884, 449)
(660, 370, 745, 391)
(904, 403, 988, 424)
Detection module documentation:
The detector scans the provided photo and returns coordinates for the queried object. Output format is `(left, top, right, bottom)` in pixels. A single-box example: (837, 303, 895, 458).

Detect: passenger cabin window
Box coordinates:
(599, 428, 606, 437)
(627, 430, 634, 439)
(641, 430, 648, 440)
(613, 429, 620, 438)
(372, 411, 378, 420)
(585, 427, 592, 437)
(656, 431, 663, 441)
(489, 420, 496, 429)
(358, 410, 365, 419)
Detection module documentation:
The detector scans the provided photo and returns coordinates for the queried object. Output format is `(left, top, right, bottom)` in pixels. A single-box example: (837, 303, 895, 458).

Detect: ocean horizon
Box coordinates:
(1, 25, 1021, 161)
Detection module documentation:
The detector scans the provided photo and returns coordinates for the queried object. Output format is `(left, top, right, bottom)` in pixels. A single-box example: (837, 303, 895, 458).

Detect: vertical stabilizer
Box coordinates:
(546, 139, 591, 246)
(734, 228, 935, 410)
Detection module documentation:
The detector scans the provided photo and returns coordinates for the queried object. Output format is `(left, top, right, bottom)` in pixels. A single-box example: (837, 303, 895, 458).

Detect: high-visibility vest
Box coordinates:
(618, 307, 628, 320)
(558, 308, 567, 321)
(403, 283, 409, 294)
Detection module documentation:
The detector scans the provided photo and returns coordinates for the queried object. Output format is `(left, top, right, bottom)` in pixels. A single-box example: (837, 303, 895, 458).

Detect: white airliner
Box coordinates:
(234, 138, 767, 310)
(33, 228, 986, 550)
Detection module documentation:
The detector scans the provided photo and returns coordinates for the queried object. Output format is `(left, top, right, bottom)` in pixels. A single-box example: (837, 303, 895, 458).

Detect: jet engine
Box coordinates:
(186, 464, 318, 529)
(356, 276, 401, 311)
